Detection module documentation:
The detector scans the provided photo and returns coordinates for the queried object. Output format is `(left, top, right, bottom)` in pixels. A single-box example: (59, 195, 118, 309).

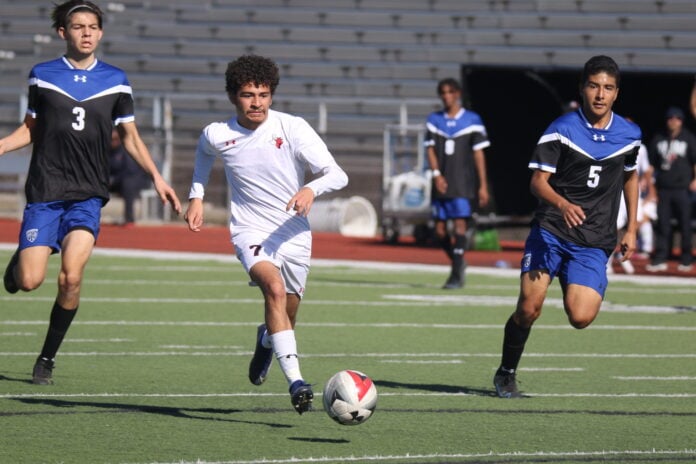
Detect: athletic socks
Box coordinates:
(452, 233, 467, 276)
(438, 234, 453, 260)
(39, 301, 78, 361)
(499, 315, 531, 373)
(269, 329, 303, 387)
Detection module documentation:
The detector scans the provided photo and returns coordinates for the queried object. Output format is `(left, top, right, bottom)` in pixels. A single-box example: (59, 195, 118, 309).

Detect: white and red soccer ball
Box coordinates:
(322, 369, 378, 425)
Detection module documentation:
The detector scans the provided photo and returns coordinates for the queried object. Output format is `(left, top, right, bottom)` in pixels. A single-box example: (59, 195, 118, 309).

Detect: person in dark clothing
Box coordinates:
(425, 78, 491, 289)
(646, 106, 696, 273)
(109, 129, 150, 225)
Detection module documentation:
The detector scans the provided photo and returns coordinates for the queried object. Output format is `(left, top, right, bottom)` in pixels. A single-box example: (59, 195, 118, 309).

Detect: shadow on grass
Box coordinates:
(10, 397, 294, 428)
(0, 374, 34, 385)
(289, 437, 350, 444)
(373, 379, 696, 417)
(374, 379, 497, 397)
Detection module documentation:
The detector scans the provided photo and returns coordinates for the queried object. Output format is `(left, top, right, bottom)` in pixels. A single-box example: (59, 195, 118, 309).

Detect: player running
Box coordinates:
(185, 55, 348, 414)
(493, 55, 641, 398)
(0, 0, 181, 385)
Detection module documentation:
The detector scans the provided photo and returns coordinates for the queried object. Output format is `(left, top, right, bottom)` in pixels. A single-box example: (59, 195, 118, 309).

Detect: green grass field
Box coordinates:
(1, 248, 695, 464)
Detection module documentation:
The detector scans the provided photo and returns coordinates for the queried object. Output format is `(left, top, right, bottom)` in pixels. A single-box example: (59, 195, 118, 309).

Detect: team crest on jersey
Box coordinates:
(522, 252, 532, 269)
(272, 135, 284, 148)
(25, 228, 39, 243)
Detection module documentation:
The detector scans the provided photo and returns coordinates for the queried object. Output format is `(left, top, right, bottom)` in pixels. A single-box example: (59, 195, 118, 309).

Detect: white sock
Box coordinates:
(640, 221, 653, 253)
(269, 329, 303, 386)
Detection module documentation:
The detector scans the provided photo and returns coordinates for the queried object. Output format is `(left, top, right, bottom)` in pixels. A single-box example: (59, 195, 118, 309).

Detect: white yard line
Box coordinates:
(1, 391, 695, 400)
(1, 320, 695, 332)
(1, 291, 695, 313)
(118, 449, 696, 464)
(613, 376, 696, 381)
(3, 243, 696, 285)
(1, 351, 695, 359)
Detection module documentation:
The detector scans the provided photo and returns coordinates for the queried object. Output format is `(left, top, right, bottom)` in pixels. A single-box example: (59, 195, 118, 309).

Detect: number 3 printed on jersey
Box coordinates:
(587, 165, 602, 188)
(72, 106, 86, 131)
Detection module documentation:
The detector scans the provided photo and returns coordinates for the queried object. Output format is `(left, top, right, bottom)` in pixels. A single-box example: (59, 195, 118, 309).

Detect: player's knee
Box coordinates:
(263, 279, 287, 300)
(58, 271, 83, 294)
(567, 312, 595, 329)
(514, 303, 542, 327)
(16, 274, 44, 292)
(15, 268, 45, 291)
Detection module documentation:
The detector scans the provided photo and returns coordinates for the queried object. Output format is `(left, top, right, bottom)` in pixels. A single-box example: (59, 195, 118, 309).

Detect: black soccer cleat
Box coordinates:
(289, 380, 314, 414)
(442, 273, 463, 289)
(493, 371, 522, 399)
(32, 357, 55, 385)
(3, 249, 19, 294)
(248, 324, 273, 385)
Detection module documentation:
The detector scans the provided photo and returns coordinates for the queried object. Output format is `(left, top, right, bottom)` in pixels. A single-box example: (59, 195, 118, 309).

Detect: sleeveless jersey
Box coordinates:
(25, 56, 134, 204)
(530, 109, 641, 253)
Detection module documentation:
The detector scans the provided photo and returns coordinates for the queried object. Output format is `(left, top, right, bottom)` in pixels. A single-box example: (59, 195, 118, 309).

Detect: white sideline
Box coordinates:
(2, 242, 695, 286)
(1, 391, 695, 400)
(124, 448, 696, 464)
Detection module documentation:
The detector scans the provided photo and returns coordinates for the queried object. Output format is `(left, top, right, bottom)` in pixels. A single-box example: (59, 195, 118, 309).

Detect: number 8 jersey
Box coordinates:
(529, 108, 641, 253)
(24, 56, 134, 204)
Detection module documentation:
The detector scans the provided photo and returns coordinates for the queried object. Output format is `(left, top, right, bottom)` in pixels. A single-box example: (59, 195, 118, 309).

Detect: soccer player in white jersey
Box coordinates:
(185, 55, 348, 414)
(0, 0, 181, 385)
(492, 55, 641, 398)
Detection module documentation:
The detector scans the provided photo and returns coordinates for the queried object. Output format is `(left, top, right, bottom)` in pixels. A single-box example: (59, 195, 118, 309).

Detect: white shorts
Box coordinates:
(232, 228, 312, 298)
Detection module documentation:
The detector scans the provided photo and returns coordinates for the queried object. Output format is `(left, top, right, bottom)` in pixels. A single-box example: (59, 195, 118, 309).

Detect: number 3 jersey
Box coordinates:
(25, 56, 134, 204)
(529, 109, 641, 253)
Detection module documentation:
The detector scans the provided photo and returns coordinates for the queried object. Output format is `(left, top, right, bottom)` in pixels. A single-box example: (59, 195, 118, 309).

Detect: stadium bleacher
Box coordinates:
(1, 0, 695, 217)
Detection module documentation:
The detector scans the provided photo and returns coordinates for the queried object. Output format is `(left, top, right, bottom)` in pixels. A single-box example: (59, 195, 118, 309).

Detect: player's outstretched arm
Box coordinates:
(117, 122, 182, 215)
(151, 176, 182, 216)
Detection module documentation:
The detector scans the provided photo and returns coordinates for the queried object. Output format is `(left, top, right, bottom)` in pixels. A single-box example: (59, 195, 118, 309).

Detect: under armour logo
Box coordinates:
(74, 75, 87, 83)
(593, 134, 606, 142)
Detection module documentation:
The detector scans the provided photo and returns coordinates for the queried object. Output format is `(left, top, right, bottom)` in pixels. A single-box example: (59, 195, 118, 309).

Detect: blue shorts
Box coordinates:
(431, 198, 472, 221)
(520, 225, 610, 298)
(18, 198, 102, 253)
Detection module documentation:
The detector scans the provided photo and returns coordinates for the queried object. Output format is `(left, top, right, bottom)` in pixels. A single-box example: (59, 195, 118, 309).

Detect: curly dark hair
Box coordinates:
(51, 0, 104, 31)
(225, 55, 280, 96)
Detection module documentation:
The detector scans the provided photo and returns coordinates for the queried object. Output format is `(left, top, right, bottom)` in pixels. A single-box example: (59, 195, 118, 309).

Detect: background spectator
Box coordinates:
(109, 128, 150, 225)
(646, 106, 696, 272)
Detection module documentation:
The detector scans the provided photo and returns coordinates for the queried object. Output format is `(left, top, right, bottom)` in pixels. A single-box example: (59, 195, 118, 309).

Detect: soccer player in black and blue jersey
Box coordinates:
(493, 55, 641, 398)
(425, 78, 491, 289)
(0, 0, 181, 385)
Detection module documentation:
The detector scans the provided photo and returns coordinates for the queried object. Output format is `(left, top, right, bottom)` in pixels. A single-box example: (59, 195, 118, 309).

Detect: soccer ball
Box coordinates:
(322, 369, 377, 425)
